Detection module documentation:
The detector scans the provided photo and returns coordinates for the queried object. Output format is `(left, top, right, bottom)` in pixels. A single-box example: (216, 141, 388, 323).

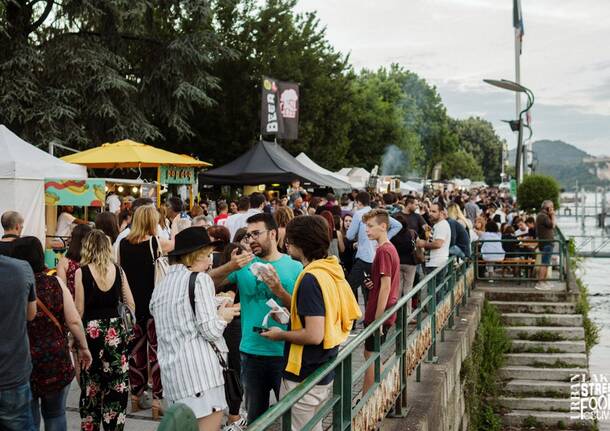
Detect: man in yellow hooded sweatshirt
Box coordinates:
(262, 215, 361, 431)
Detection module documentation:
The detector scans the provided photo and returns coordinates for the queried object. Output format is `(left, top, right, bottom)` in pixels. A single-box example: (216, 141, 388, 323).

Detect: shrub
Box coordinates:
(461, 301, 511, 430)
(517, 174, 560, 213)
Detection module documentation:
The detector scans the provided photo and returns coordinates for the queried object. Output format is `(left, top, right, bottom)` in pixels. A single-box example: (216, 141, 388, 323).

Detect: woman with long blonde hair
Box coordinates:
(119, 205, 171, 418)
(75, 229, 135, 431)
(447, 202, 476, 241)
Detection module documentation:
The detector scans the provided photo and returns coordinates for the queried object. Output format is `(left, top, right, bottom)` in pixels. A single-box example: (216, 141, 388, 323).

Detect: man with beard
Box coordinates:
(416, 202, 451, 274)
(221, 213, 302, 424)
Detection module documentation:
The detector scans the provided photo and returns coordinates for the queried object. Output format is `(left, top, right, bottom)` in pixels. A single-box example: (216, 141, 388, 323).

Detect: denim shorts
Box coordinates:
(540, 243, 554, 265)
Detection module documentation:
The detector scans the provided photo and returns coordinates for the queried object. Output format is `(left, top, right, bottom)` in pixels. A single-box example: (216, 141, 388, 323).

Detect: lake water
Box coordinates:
(559, 192, 610, 379)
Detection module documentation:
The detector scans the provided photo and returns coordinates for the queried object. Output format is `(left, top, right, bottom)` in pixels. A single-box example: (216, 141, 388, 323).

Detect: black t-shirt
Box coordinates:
(0, 235, 18, 256)
(390, 214, 417, 265)
(283, 273, 337, 384)
(403, 213, 427, 239)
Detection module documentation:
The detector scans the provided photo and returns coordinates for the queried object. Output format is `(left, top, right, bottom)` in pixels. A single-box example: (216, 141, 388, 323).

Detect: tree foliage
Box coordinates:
(450, 117, 504, 184)
(441, 150, 484, 180)
(0, 0, 497, 179)
(517, 174, 561, 213)
(1, 0, 223, 148)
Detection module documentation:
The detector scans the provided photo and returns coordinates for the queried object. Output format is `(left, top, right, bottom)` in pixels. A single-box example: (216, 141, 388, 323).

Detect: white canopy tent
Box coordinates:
(400, 180, 424, 194)
(0, 125, 87, 243)
(336, 167, 370, 190)
(295, 153, 352, 191)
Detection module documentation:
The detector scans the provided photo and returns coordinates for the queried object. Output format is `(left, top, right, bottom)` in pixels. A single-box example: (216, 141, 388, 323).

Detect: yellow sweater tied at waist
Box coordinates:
(285, 256, 362, 376)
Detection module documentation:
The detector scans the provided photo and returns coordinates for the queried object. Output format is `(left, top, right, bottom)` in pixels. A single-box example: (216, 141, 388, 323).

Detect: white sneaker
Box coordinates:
(534, 282, 551, 291)
(223, 416, 247, 431)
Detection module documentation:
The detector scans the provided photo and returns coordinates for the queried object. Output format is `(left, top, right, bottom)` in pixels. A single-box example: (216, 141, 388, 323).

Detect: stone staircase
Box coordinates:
(482, 284, 592, 430)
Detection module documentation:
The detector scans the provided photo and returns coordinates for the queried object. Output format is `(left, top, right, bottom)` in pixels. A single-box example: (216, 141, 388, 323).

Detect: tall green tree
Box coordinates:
(441, 150, 484, 180)
(194, 0, 354, 168)
(450, 117, 504, 184)
(1, 0, 223, 149)
(346, 67, 421, 172)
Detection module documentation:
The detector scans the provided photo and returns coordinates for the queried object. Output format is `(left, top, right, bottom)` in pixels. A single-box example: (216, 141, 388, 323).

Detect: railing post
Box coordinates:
(391, 302, 408, 417)
(342, 354, 352, 430)
(333, 361, 343, 431)
(426, 271, 438, 362)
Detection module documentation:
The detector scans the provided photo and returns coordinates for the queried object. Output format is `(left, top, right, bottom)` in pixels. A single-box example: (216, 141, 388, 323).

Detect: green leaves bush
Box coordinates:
(517, 174, 560, 213)
(461, 301, 511, 431)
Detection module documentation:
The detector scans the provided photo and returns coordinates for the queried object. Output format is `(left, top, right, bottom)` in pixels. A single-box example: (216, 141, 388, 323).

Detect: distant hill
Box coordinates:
(508, 140, 605, 188)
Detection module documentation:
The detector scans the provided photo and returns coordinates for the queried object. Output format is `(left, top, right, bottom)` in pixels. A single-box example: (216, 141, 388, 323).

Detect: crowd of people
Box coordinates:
(0, 181, 557, 431)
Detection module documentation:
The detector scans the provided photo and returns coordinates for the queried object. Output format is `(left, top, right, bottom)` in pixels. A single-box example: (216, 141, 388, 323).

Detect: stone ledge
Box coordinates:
(381, 290, 485, 431)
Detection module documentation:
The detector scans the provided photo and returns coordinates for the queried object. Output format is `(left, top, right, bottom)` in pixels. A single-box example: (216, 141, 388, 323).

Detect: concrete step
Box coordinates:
(489, 300, 576, 314)
(502, 409, 591, 428)
(498, 396, 571, 411)
(483, 289, 576, 303)
(510, 339, 586, 353)
(501, 313, 583, 327)
(505, 353, 588, 367)
(499, 366, 588, 382)
(505, 326, 585, 341)
(504, 379, 573, 397)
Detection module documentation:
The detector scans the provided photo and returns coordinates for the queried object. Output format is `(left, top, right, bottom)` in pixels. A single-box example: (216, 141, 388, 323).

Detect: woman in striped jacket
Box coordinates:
(150, 227, 240, 431)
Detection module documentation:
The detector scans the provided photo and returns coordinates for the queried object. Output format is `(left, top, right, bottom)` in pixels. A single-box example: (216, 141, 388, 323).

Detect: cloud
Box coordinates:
(294, 0, 610, 154)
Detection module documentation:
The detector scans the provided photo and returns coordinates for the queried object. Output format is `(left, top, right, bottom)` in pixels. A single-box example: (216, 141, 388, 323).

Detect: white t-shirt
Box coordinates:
(106, 194, 121, 213)
(427, 219, 451, 268)
(226, 208, 262, 241)
(56, 212, 76, 238)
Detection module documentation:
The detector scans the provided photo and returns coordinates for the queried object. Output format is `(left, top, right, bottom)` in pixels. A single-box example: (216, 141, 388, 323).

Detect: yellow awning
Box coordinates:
(61, 139, 212, 168)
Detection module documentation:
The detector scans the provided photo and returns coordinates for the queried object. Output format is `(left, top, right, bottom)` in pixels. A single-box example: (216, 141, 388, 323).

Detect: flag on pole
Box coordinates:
(261, 76, 299, 140)
(513, 0, 525, 54)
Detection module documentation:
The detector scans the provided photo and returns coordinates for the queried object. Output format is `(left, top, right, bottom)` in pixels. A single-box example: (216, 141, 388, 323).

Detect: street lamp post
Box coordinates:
(483, 79, 534, 186)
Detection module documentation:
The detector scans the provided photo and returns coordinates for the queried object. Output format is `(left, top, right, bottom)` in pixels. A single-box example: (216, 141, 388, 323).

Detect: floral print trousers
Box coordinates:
(80, 318, 129, 431)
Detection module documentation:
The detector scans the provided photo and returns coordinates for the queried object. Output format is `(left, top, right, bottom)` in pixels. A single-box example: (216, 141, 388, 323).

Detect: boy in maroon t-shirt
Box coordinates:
(361, 209, 400, 395)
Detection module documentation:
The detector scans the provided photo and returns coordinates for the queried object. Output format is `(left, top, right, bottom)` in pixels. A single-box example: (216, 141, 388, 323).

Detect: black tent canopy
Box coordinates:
(199, 141, 351, 190)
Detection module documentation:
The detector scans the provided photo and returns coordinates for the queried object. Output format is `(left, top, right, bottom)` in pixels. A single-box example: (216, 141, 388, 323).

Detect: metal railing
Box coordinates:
(247, 257, 475, 431)
(473, 234, 566, 282)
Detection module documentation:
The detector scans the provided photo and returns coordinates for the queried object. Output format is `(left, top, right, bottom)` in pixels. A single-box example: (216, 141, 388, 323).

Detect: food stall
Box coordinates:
(44, 178, 106, 268)
(61, 139, 211, 208)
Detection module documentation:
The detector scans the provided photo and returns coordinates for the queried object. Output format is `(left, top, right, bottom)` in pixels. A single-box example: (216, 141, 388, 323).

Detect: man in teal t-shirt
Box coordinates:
(225, 213, 302, 423)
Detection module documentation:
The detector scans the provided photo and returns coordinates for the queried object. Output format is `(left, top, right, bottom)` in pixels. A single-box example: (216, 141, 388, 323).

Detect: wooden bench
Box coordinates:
(479, 257, 536, 281)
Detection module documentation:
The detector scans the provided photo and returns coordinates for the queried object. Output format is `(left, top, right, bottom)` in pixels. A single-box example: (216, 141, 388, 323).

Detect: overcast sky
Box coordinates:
(294, 0, 610, 156)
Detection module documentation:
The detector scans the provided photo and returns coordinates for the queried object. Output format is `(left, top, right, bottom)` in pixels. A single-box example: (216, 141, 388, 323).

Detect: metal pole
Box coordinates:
(514, 6, 525, 178)
(575, 182, 579, 220)
(515, 121, 523, 184)
(48, 141, 53, 156)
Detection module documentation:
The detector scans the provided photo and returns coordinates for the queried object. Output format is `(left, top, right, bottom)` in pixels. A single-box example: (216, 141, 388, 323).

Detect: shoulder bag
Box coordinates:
(188, 272, 243, 407)
(36, 297, 63, 335)
(149, 236, 169, 287)
(116, 266, 136, 335)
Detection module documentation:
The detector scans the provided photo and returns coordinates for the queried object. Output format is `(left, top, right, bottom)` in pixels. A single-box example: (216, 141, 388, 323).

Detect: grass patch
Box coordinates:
(522, 415, 544, 429)
(531, 360, 582, 369)
(575, 278, 599, 354)
(507, 389, 567, 399)
(460, 301, 511, 431)
(511, 345, 564, 354)
(516, 331, 565, 342)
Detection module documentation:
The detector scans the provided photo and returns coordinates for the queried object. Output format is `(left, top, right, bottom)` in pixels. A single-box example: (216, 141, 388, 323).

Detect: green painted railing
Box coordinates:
(473, 234, 566, 282)
(246, 257, 474, 431)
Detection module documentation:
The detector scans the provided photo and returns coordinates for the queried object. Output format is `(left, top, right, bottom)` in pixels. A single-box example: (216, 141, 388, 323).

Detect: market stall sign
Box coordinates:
(44, 179, 106, 207)
(160, 166, 195, 184)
